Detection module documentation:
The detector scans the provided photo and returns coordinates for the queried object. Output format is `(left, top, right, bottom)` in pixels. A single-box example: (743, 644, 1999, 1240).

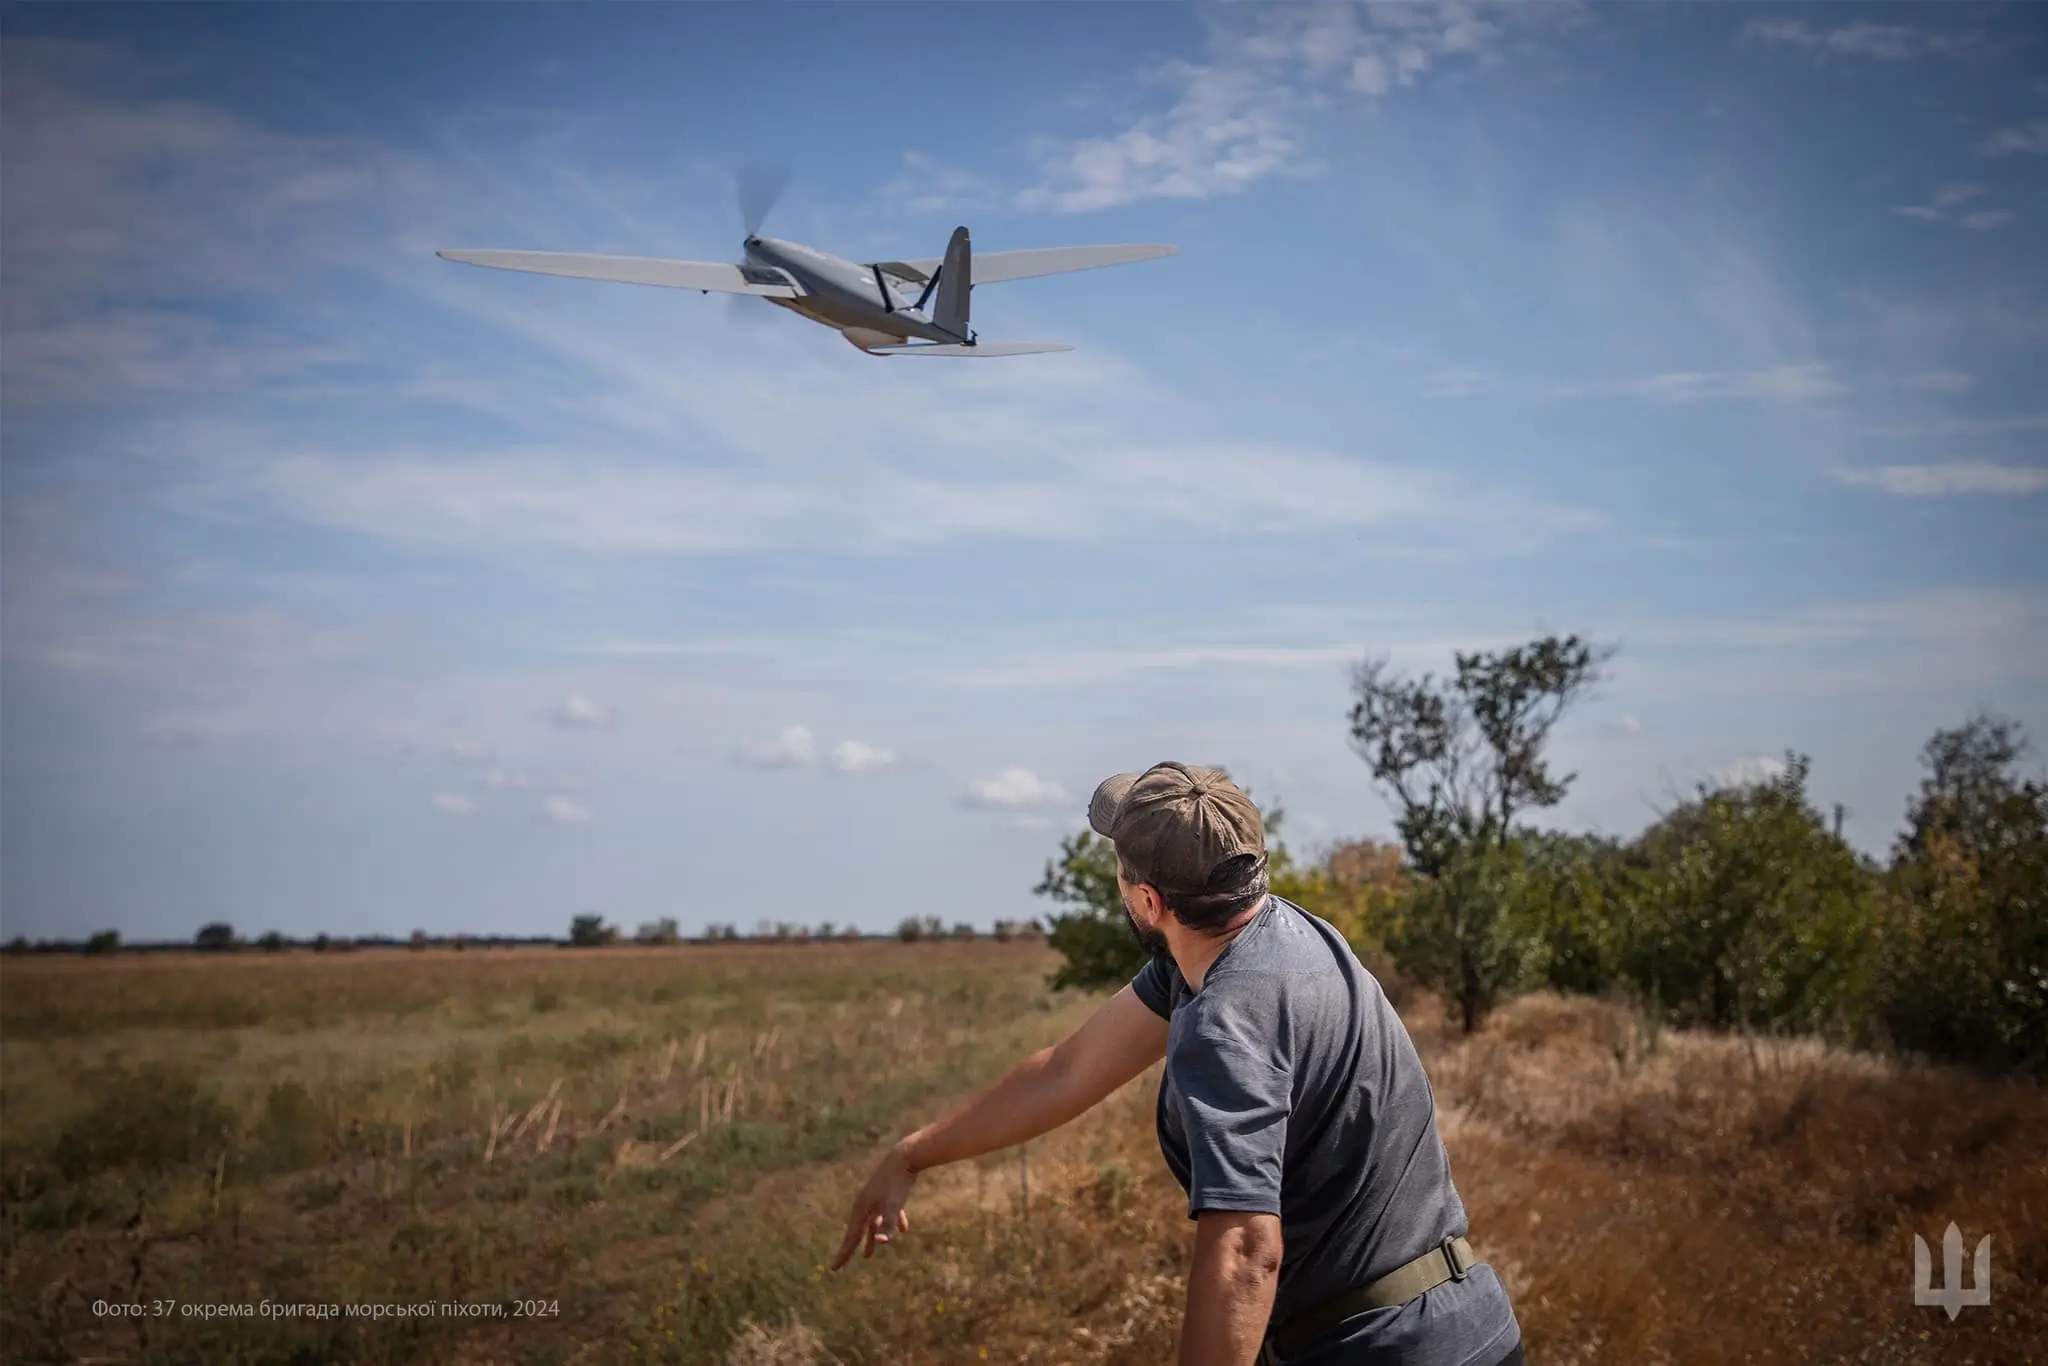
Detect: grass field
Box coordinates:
(2, 942, 2042, 1366)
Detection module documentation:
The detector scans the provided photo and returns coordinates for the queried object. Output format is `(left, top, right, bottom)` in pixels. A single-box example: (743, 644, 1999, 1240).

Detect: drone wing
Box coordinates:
(436, 250, 803, 297)
(877, 243, 1176, 287)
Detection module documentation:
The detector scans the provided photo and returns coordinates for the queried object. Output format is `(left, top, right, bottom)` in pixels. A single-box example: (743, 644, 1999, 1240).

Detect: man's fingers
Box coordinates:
(831, 1202, 872, 1271)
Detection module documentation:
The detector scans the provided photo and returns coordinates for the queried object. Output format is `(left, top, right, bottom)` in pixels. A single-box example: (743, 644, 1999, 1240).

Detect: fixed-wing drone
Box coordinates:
(438, 172, 1176, 357)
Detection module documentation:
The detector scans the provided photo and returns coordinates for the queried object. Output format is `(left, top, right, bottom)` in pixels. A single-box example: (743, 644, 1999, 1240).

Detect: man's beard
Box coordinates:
(1123, 906, 1172, 962)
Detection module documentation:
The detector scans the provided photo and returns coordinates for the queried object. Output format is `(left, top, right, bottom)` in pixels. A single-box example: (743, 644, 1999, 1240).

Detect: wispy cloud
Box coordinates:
(1560, 363, 1847, 404)
(432, 792, 476, 816)
(1906, 371, 1974, 394)
(549, 693, 616, 729)
(1018, 3, 1555, 213)
(1829, 462, 2048, 496)
(960, 768, 1071, 809)
(1740, 18, 1979, 62)
(878, 151, 1005, 217)
(544, 796, 592, 825)
(1892, 184, 2017, 234)
(828, 740, 896, 775)
(736, 726, 897, 775)
(932, 644, 1365, 690)
(0, 38, 419, 411)
(1981, 120, 2048, 157)
(738, 725, 818, 770)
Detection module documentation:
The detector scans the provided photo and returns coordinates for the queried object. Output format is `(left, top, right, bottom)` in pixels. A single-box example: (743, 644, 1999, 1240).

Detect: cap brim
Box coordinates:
(1088, 772, 1140, 839)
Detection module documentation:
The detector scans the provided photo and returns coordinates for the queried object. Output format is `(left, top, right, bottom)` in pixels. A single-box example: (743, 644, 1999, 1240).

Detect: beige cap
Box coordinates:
(1088, 761, 1266, 895)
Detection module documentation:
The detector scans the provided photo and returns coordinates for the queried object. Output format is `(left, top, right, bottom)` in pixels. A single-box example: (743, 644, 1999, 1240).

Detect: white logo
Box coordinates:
(1913, 1223, 1991, 1320)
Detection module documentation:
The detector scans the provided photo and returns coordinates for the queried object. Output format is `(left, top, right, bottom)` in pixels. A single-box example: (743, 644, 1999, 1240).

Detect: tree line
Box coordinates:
(4, 916, 1048, 956)
(1032, 634, 2047, 1078)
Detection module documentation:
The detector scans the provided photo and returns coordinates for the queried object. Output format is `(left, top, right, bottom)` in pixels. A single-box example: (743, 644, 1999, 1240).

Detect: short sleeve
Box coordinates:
(1131, 956, 1175, 1020)
(1170, 1006, 1292, 1217)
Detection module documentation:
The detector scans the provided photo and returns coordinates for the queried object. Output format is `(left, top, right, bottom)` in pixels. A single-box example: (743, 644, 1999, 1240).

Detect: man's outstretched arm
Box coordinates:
(1180, 1211, 1283, 1366)
(831, 984, 1168, 1269)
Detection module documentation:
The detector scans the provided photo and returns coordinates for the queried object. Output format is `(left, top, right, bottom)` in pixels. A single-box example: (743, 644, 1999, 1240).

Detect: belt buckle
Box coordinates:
(1441, 1235, 1470, 1282)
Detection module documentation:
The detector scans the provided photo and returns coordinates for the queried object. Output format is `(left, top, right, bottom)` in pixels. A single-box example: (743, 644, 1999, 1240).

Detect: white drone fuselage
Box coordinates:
(741, 234, 964, 352)
(436, 229, 1176, 358)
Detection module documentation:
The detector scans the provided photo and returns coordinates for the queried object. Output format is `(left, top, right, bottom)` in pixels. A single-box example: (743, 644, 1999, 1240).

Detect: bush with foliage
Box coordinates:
(1609, 755, 1876, 1039)
(568, 914, 616, 947)
(1873, 715, 2047, 1075)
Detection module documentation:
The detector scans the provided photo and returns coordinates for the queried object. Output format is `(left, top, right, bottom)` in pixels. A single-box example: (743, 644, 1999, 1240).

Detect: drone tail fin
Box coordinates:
(931, 226, 971, 340)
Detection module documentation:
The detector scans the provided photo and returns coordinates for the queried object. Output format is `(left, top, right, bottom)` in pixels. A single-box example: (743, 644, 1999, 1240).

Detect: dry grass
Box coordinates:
(2, 950, 2042, 1365)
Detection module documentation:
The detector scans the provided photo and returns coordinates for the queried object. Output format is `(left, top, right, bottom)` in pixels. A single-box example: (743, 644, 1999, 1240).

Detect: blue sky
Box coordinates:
(3, 3, 2044, 943)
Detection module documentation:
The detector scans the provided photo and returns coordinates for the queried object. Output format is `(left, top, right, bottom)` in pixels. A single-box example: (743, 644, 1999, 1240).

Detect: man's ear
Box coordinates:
(1131, 882, 1166, 928)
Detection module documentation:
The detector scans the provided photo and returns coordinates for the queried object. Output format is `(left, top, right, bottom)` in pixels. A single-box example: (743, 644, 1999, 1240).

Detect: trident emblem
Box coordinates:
(1913, 1223, 1991, 1320)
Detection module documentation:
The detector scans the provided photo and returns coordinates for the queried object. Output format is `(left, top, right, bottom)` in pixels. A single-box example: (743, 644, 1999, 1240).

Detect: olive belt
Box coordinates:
(1262, 1234, 1479, 1361)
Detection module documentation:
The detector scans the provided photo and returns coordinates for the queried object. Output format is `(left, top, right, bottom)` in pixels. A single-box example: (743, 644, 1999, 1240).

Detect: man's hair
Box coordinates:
(1118, 852, 1270, 934)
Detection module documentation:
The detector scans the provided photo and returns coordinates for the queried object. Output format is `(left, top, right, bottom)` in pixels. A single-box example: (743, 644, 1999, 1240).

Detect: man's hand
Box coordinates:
(1179, 1211, 1283, 1366)
(829, 1143, 919, 1271)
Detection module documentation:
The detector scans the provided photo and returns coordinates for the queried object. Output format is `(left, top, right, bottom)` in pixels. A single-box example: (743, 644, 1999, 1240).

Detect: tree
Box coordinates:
(1613, 755, 1875, 1037)
(258, 930, 288, 953)
(1877, 715, 2048, 1075)
(637, 918, 681, 946)
(1347, 635, 1614, 877)
(569, 914, 616, 947)
(1389, 836, 1549, 1033)
(1037, 784, 1291, 992)
(1346, 635, 1612, 1032)
(951, 922, 978, 940)
(85, 930, 120, 956)
(195, 922, 236, 952)
(897, 916, 927, 943)
(1037, 825, 1147, 990)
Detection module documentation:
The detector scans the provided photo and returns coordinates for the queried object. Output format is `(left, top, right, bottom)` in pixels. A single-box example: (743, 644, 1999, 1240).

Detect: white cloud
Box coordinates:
(1741, 19, 1977, 62)
(1600, 364, 1846, 404)
(447, 740, 495, 766)
(551, 692, 615, 729)
(933, 643, 1365, 690)
(1829, 462, 2048, 496)
(878, 151, 1004, 216)
(739, 725, 818, 769)
(828, 739, 897, 775)
(543, 796, 592, 824)
(1906, 371, 1973, 393)
(1982, 121, 2048, 157)
(1018, 4, 1550, 213)
(432, 792, 476, 816)
(960, 768, 1072, 810)
(1608, 715, 1643, 735)
(0, 39, 418, 412)
(1890, 183, 2003, 226)
(1714, 756, 1788, 788)
(237, 434, 1548, 558)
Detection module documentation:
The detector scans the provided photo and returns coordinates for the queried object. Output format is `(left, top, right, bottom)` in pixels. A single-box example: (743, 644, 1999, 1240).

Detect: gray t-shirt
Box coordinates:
(1131, 895, 1520, 1366)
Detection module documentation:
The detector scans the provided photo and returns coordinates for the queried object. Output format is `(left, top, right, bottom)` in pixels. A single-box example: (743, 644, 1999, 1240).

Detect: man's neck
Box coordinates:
(1167, 896, 1269, 992)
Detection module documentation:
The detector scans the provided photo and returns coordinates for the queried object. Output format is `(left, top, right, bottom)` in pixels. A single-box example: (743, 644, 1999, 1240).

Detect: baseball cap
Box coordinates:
(1088, 761, 1266, 896)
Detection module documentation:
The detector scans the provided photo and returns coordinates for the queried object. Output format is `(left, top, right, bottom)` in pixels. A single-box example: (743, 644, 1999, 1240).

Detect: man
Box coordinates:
(832, 761, 1522, 1366)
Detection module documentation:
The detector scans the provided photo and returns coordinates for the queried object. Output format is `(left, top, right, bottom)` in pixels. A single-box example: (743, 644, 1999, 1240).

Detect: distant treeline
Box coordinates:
(1, 914, 1046, 957)
(1034, 635, 2047, 1079)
